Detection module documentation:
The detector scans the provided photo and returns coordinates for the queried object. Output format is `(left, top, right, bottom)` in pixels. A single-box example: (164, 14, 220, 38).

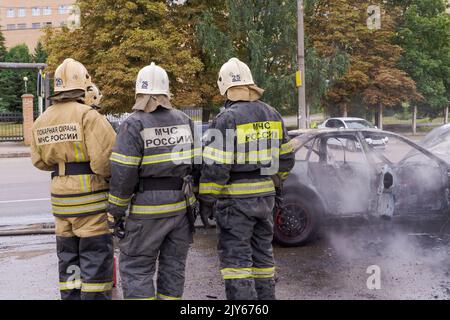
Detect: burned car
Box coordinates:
(274, 129, 450, 247)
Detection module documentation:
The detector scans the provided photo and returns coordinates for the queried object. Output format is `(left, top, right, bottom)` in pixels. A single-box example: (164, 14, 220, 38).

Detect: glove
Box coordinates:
(271, 174, 282, 188)
(107, 214, 126, 239)
(274, 184, 284, 212)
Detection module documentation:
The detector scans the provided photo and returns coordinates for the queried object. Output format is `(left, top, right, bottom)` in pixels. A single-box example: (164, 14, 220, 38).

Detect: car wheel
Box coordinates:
(274, 199, 319, 247)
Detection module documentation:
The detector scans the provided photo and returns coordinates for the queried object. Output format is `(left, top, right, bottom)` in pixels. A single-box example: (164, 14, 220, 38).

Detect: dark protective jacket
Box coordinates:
(108, 107, 199, 219)
(199, 100, 295, 202)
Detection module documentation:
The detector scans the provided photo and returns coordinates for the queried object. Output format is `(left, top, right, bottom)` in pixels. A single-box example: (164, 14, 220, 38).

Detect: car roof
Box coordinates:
(289, 128, 450, 167)
(289, 128, 395, 142)
(326, 117, 369, 121)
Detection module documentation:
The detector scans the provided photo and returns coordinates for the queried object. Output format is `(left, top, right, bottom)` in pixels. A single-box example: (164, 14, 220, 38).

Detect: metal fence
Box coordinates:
(0, 112, 23, 142)
(106, 108, 204, 127)
(181, 108, 203, 122)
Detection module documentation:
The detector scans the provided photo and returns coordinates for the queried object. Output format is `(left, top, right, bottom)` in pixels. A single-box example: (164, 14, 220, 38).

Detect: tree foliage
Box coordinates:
(40, 0, 450, 119)
(169, 0, 226, 111)
(396, 0, 450, 117)
(306, 0, 420, 116)
(0, 38, 48, 112)
(196, 0, 299, 113)
(43, 0, 204, 113)
(0, 44, 34, 112)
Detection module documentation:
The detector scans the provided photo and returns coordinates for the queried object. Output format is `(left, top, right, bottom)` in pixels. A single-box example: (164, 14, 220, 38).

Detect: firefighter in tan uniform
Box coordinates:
(30, 58, 116, 300)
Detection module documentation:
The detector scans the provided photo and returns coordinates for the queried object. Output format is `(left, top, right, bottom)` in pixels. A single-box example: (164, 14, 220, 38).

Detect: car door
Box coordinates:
(362, 132, 448, 216)
(335, 120, 345, 129)
(325, 120, 337, 128)
(305, 133, 374, 216)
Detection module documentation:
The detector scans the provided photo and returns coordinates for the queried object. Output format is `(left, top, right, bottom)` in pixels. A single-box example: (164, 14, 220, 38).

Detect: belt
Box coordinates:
(229, 170, 263, 182)
(51, 162, 94, 179)
(139, 177, 184, 192)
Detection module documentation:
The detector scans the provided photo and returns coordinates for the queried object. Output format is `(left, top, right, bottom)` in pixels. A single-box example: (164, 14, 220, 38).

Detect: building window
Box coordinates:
(6, 8, 15, 18)
(6, 24, 16, 30)
(17, 23, 27, 29)
(58, 5, 68, 14)
(44, 22, 52, 27)
(43, 7, 52, 16)
(32, 23, 41, 29)
(32, 7, 41, 16)
(18, 8, 26, 17)
(60, 21, 67, 27)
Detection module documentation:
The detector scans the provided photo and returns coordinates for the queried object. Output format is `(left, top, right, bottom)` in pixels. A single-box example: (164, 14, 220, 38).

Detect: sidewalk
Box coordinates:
(0, 142, 31, 158)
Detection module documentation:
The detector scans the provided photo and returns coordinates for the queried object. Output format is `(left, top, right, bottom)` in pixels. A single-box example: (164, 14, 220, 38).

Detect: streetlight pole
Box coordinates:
(23, 76, 29, 94)
(297, 0, 307, 129)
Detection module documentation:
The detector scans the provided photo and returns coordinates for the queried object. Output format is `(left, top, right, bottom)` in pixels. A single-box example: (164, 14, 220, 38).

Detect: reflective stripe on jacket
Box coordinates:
(31, 101, 116, 218)
(199, 100, 295, 201)
(108, 108, 197, 219)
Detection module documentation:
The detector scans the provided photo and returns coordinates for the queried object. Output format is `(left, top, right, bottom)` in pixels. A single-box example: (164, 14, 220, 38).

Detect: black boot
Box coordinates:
(56, 236, 81, 300)
(224, 279, 258, 300)
(255, 278, 276, 300)
(79, 234, 114, 300)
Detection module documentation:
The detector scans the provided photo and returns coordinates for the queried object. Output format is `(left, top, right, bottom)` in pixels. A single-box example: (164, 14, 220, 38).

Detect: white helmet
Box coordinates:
(54, 58, 92, 93)
(136, 62, 170, 96)
(85, 84, 103, 108)
(217, 58, 255, 96)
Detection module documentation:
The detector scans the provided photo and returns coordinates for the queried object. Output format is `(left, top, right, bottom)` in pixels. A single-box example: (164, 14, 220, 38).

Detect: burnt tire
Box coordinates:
(274, 198, 319, 247)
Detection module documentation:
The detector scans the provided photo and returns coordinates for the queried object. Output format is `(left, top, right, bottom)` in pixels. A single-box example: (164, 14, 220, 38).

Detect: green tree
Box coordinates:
(33, 41, 48, 63)
(396, 0, 450, 118)
(0, 44, 36, 112)
(307, 0, 420, 120)
(196, 0, 299, 113)
(170, 0, 227, 114)
(0, 30, 9, 111)
(0, 30, 6, 61)
(44, 0, 203, 113)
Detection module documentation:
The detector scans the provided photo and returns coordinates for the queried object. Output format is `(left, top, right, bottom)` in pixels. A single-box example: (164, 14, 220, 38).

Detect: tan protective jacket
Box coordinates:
(31, 100, 116, 218)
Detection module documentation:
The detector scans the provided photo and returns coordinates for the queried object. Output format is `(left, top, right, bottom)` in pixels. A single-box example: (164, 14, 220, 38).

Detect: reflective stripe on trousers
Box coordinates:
(130, 196, 196, 216)
(59, 280, 82, 291)
(221, 267, 275, 280)
(199, 180, 275, 197)
(157, 292, 182, 300)
(81, 282, 114, 293)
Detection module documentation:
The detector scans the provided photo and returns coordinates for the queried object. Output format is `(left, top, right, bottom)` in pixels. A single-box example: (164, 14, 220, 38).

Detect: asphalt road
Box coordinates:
(0, 223, 448, 300)
(0, 158, 52, 226)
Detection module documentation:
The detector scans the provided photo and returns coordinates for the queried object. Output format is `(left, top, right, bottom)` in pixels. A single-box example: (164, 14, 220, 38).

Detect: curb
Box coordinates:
(0, 228, 55, 237)
(0, 152, 31, 159)
(0, 222, 55, 237)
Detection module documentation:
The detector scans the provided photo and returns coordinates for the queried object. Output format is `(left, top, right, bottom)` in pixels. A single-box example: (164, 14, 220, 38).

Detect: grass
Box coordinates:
(0, 123, 23, 138)
(383, 116, 445, 126)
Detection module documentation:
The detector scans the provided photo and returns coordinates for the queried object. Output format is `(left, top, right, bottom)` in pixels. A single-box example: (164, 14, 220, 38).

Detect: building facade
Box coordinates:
(0, 0, 74, 50)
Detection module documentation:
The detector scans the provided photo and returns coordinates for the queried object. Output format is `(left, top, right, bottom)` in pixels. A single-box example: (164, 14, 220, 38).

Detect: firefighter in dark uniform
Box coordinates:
(31, 58, 116, 300)
(108, 62, 198, 300)
(199, 58, 295, 300)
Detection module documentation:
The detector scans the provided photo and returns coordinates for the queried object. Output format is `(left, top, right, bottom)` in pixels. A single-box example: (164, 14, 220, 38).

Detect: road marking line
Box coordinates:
(0, 198, 50, 204)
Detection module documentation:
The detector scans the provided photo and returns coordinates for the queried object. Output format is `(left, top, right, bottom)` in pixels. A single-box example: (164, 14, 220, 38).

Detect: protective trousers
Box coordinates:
(56, 214, 114, 300)
(215, 196, 276, 300)
(119, 214, 193, 300)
